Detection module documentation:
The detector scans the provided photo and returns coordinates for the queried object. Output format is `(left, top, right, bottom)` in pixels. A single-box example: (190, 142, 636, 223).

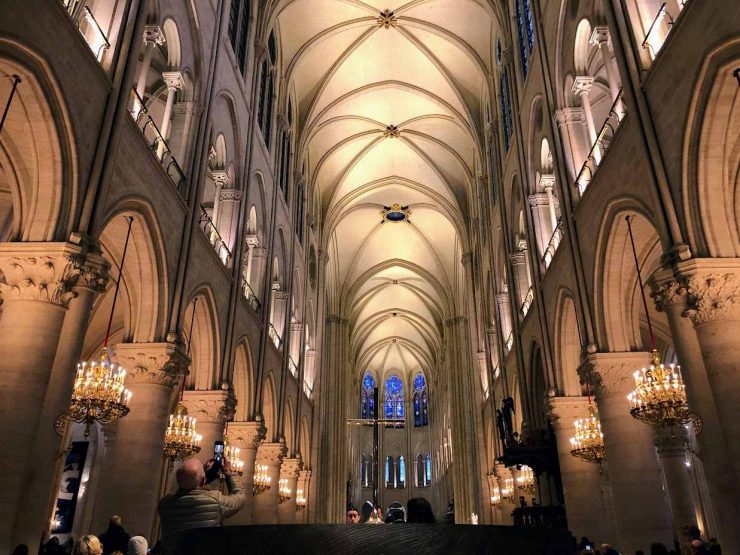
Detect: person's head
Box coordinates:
(73, 535, 103, 555)
(346, 509, 360, 523)
(684, 524, 702, 540)
(109, 515, 122, 527)
(176, 457, 205, 490)
(650, 543, 669, 555)
(636, 550, 646, 555)
(127, 536, 148, 555)
(11, 545, 29, 555)
(407, 497, 435, 523)
(690, 539, 705, 553)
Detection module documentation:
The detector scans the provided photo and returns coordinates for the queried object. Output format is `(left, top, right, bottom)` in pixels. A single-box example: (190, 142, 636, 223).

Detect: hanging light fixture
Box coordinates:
(295, 488, 306, 510)
(490, 482, 501, 507)
(278, 478, 292, 504)
(500, 477, 515, 501)
(515, 465, 536, 494)
(223, 422, 244, 475)
(63, 216, 135, 436)
(163, 298, 202, 461)
(623, 216, 701, 430)
(253, 464, 272, 495)
(570, 384, 606, 464)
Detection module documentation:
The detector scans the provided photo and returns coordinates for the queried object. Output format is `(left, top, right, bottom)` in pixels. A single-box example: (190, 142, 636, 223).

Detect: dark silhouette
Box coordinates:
(10, 545, 29, 555)
(650, 543, 669, 555)
(98, 515, 130, 555)
(406, 497, 435, 523)
(360, 501, 375, 523)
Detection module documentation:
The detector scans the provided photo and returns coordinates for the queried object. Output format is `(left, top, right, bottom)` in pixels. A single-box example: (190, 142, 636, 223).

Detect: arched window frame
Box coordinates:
(257, 31, 277, 149)
(361, 373, 376, 418)
(397, 455, 406, 489)
(384, 374, 404, 420)
(425, 452, 432, 485)
(413, 372, 428, 427)
(499, 66, 513, 151)
(385, 455, 394, 488)
(228, 0, 251, 75)
(515, 0, 535, 78)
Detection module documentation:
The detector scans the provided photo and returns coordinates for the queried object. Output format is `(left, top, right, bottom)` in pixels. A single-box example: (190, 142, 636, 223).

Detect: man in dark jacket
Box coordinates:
(98, 515, 130, 555)
(158, 456, 245, 554)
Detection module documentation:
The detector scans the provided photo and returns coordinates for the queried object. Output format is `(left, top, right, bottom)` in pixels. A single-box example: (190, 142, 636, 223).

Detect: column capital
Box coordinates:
(528, 193, 550, 207)
(572, 76, 595, 96)
(298, 469, 312, 482)
(508, 251, 526, 265)
(111, 341, 190, 388)
(257, 441, 287, 466)
(589, 26, 611, 47)
(280, 457, 303, 479)
(245, 234, 260, 248)
(495, 292, 510, 305)
(219, 188, 243, 201)
(211, 170, 230, 187)
(554, 107, 586, 126)
(653, 424, 688, 455)
(578, 351, 652, 397)
(538, 174, 556, 191)
(675, 258, 740, 324)
(162, 71, 185, 91)
(291, 322, 303, 334)
(547, 396, 590, 425)
(649, 268, 686, 312)
(182, 389, 237, 424)
(143, 25, 165, 45)
(227, 420, 266, 449)
(0, 242, 90, 306)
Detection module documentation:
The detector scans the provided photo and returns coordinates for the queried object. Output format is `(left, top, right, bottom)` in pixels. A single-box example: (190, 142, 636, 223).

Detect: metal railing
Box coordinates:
(513, 506, 568, 529)
(521, 287, 534, 316)
(641, 2, 690, 62)
(505, 331, 514, 352)
(240, 278, 260, 311)
(575, 90, 626, 196)
(199, 207, 232, 266)
(127, 89, 188, 194)
(61, 2, 110, 63)
(303, 380, 313, 400)
(268, 324, 282, 349)
(542, 219, 564, 268)
(288, 357, 298, 378)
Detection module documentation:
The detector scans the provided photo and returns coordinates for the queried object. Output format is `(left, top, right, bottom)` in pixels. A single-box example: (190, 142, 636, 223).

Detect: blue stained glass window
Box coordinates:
(412, 373, 429, 427)
(515, 0, 535, 79)
(363, 373, 376, 390)
(500, 68, 513, 151)
(425, 452, 432, 484)
(399, 456, 406, 487)
(413, 373, 425, 391)
(361, 373, 376, 418)
(413, 393, 421, 427)
(385, 456, 392, 486)
(384, 375, 404, 419)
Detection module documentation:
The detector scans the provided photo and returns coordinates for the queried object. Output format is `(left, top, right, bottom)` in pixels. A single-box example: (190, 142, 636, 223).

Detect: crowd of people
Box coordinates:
(346, 497, 437, 525)
(576, 524, 722, 555)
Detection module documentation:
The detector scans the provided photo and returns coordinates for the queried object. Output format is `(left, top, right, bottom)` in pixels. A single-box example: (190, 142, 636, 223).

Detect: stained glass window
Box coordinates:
(385, 456, 394, 487)
(413, 372, 428, 427)
(398, 456, 406, 488)
(384, 375, 404, 419)
(499, 67, 513, 151)
(515, 0, 535, 79)
(361, 373, 376, 418)
(425, 452, 432, 485)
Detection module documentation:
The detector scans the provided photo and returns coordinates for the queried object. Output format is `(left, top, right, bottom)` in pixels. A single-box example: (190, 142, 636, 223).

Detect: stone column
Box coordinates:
(224, 421, 265, 525)
(508, 251, 528, 309)
(250, 246, 267, 302)
(572, 76, 599, 160)
(278, 458, 303, 523)
(92, 341, 188, 535)
(271, 290, 289, 342)
(554, 107, 589, 181)
(217, 189, 242, 261)
(580, 352, 673, 552)
(0, 242, 83, 551)
(589, 27, 621, 102)
(209, 171, 229, 239)
(528, 193, 553, 257)
(13, 242, 109, 548)
(157, 71, 184, 157)
(651, 269, 736, 548)
(134, 26, 165, 102)
(495, 293, 512, 349)
(182, 389, 236, 459)
(549, 396, 616, 544)
(541, 174, 559, 232)
(296, 469, 311, 523)
(252, 441, 286, 524)
(654, 426, 697, 549)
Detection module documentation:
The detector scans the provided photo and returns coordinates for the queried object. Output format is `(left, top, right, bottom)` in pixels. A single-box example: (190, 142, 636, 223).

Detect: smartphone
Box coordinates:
(214, 440, 224, 464)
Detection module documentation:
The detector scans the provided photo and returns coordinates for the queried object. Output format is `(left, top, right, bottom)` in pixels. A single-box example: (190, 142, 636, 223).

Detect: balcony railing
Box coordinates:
(505, 332, 514, 352)
(521, 287, 534, 317)
(513, 506, 568, 529)
(542, 219, 564, 268)
(288, 357, 298, 378)
(575, 90, 625, 196)
(303, 380, 313, 400)
(199, 207, 232, 266)
(642, 2, 687, 62)
(240, 278, 260, 311)
(127, 89, 187, 194)
(61, 2, 110, 63)
(268, 324, 282, 349)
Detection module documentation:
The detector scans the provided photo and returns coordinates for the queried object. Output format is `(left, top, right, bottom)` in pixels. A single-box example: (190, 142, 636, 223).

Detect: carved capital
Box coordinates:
(182, 389, 237, 423)
(653, 424, 688, 455)
(528, 193, 549, 207)
(676, 259, 740, 324)
(649, 272, 685, 313)
(219, 188, 243, 201)
(280, 457, 303, 479)
(508, 252, 526, 265)
(572, 76, 595, 96)
(547, 396, 590, 426)
(143, 25, 165, 46)
(257, 441, 287, 466)
(578, 351, 651, 398)
(298, 469, 312, 484)
(539, 174, 556, 191)
(211, 170, 230, 187)
(495, 292, 510, 306)
(589, 26, 611, 47)
(0, 242, 87, 306)
(162, 71, 185, 91)
(554, 107, 586, 126)
(111, 341, 190, 388)
(227, 420, 266, 450)
(461, 251, 473, 266)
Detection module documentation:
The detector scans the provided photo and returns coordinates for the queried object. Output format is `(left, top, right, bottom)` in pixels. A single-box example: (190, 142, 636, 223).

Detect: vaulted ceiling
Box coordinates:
(276, 0, 502, 382)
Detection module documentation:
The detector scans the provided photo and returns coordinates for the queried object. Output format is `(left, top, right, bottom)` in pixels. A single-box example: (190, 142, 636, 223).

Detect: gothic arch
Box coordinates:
(182, 286, 221, 391)
(262, 373, 277, 440)
(232, 339, 254, 421)
(554, 290, 583, 396)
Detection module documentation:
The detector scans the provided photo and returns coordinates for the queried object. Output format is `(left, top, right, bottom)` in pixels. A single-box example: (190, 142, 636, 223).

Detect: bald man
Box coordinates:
(158, 456, 245, 554)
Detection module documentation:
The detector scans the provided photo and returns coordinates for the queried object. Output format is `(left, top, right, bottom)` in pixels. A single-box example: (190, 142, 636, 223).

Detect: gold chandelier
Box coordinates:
(570, 400, 606, 464)
(490, 483, 501, 506)
(163, 403, 202, 461)
(296, 488, 306, 510)
(225, 443, 244, 475)
(516, 465, 536, 494)
(253, 463, 271, 495)
(67, 350, 132, 436)
(500, 477, 515, 501)
(624, 215, 700, 430)
(278, 478, 292, 504)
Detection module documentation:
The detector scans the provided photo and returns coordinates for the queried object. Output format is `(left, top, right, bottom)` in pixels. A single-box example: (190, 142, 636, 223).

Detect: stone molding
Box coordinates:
(649, 270, 685, 312)
(219, 188, 243, 201)
(143, 25, 165, 45)
(572, 76, 595, 95)
(112, 342, 190, 388)
(280, 457, 303, 479)
(162, 71, 185, 90)
(578, 352, 652, 397)
(589, 26, 611, 46)
(257, 441, 287, 466)
(554, 107, 586, 126)
(0, 242, 90, 305)
(677, 260, 740, 323)
(227, 421, 267, 449)
(182, 389, 237, 423)
(547, 396, 591, 425)
(528, 193, 550, 207)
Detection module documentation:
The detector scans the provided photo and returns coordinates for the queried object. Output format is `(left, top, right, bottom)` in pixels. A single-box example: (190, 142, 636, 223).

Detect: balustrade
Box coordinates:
(61, 1, 110, 63)
(268, 324, 282, 349)
(642, 2, 688, 63)
(288, 358, 298, 378)
(521, 287, 534, 317)
(303, 380, 313, 400)
(199, 207, 232, 266)
(542, 220, 564, 268)
(240, 278, 260, 311)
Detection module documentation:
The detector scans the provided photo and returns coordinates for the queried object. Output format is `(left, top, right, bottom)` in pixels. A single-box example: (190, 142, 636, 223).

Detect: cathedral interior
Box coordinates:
(0, 0, 738, 553)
